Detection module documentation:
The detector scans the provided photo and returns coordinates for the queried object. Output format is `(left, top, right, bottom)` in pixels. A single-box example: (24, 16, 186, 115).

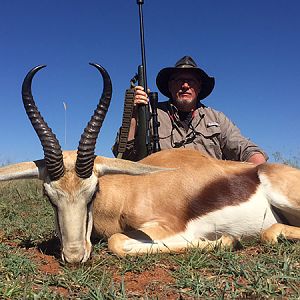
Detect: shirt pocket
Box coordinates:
(200, 122, 221, 139)
(195, 124, 222, 158)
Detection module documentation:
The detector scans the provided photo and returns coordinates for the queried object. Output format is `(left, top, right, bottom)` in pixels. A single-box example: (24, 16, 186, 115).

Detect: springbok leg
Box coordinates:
(108, 227, 238, 256)
(261, 224, 300, 244)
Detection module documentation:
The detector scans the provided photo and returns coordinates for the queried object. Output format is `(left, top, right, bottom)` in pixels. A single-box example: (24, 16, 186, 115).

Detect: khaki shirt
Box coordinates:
(113, 101, 268, 162)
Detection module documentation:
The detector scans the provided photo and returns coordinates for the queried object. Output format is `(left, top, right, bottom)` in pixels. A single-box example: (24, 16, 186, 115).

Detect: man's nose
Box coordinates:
(182, 82, 190, 88)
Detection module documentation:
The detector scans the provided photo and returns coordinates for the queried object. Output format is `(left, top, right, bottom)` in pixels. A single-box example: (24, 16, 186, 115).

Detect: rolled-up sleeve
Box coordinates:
(217, 111, 268, 162)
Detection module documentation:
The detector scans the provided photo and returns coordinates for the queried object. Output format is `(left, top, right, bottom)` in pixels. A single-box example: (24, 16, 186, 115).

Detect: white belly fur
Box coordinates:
(184, 185, 278, 241)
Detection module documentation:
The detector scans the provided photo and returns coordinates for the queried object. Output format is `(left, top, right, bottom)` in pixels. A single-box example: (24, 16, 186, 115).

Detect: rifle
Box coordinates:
(116, 0, 160, 160)
(135, 0, 151, 160)
(135, 0, 160, 160)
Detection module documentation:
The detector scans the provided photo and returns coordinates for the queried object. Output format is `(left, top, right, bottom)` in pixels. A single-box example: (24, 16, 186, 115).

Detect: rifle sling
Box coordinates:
(117, 89, 135, 159)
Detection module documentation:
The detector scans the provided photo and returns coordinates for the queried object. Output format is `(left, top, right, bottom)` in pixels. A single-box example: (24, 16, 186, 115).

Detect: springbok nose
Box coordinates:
(63, 245, 85, 263)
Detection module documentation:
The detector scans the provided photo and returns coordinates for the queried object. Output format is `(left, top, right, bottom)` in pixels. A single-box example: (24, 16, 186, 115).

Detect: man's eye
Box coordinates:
(172, 78, 197, 86)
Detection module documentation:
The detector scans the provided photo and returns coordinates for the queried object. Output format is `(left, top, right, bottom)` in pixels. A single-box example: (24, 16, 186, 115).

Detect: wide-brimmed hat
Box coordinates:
(156, 56, 215, 100)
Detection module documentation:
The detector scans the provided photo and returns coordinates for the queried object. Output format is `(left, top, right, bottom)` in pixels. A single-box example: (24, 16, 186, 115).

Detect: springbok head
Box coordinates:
(0, 63, 166, 263)
(2, 63, 111, 263)
(1, 62, 168, 263)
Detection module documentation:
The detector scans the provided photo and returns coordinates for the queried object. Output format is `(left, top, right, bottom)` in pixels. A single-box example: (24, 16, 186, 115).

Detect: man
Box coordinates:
(113, 56, 267, 164)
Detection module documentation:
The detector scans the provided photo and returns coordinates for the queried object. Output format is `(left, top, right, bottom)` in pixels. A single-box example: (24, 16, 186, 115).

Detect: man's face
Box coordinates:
(168, 71, 201, 112)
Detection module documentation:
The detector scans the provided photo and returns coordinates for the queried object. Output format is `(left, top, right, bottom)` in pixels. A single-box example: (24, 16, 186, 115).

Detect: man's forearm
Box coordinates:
(128, 117, 137, 141)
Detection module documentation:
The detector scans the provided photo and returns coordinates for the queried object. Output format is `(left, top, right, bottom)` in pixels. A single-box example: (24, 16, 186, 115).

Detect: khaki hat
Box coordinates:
(156, 56, 215, 100)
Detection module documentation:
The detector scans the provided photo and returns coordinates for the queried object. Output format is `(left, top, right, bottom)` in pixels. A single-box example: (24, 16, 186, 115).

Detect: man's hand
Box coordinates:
(247, 153, 266, 165)
(134, 86, 149, 106)
(127, 86, 149, 141)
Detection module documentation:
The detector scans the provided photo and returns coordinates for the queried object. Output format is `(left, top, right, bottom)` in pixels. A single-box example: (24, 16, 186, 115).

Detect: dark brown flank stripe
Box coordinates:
(184, 167, 260, 222)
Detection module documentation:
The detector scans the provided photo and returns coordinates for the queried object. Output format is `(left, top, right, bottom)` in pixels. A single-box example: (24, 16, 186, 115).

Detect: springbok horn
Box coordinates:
(75, 63, 112, 178)
(22, 65, 64, 181)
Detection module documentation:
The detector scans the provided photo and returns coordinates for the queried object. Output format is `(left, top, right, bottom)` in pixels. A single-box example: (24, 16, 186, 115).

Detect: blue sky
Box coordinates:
(0, 0, 299, 164)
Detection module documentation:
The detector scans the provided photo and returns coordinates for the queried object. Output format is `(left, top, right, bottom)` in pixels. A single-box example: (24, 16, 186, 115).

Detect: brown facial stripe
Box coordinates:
(185, 167, 260, 222)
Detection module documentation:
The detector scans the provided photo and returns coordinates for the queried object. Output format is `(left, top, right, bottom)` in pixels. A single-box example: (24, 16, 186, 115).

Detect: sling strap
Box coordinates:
(117, 88, 135, 159)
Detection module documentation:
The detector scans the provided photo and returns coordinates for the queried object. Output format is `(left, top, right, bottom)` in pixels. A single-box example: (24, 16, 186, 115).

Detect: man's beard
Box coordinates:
(174, 96, 197, 112)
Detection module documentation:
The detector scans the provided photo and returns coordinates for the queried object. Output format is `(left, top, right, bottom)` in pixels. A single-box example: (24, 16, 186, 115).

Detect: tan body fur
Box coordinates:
(91, 149, 300, 256)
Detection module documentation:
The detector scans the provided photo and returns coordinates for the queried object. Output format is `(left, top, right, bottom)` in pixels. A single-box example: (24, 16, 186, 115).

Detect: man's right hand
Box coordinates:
(134, 86, 149, 106)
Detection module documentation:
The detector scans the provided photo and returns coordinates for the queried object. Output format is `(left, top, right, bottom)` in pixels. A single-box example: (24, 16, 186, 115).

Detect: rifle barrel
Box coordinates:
(137, 0, 148, 92)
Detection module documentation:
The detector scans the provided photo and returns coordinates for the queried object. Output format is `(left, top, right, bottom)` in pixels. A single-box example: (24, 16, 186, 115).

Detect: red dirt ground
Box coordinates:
(2, 237, 185, 298)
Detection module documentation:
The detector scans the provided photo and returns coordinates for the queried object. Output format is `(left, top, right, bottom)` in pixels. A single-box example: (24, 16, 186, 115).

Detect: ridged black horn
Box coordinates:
(22, 65, 64, 181)
(75, 63, 112, 178)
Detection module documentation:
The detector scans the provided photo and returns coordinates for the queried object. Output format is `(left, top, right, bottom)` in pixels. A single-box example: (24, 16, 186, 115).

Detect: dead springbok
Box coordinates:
(1, 64, 300, 263)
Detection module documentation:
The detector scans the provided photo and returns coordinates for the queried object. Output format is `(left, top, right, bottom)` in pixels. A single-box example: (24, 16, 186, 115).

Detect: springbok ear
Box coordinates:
(0, 159, 46, 181)
(94, 157, 172, 177)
